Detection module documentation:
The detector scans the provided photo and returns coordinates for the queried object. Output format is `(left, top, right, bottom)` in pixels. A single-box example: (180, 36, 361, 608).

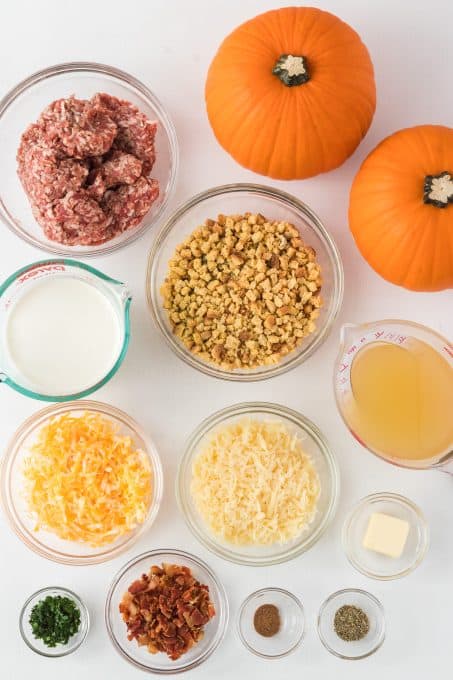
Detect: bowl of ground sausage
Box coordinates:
(0, 62, 178, 256)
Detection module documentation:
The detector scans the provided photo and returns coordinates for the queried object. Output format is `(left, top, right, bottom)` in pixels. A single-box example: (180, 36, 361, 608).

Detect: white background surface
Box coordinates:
(1, 1, 452, 678)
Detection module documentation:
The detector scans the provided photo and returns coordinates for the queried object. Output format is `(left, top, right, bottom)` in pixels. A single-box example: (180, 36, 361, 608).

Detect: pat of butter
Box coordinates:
(362, 512, 409, 558)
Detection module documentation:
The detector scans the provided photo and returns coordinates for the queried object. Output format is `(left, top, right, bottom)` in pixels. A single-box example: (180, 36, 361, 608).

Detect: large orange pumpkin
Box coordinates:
(349, 125, 453, 292)
(205, 6, 376, 180)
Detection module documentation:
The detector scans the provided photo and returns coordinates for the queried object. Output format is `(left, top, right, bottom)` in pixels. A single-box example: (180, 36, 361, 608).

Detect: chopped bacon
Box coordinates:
(119, 563, 215, 661)
(128, 579, 149, 595)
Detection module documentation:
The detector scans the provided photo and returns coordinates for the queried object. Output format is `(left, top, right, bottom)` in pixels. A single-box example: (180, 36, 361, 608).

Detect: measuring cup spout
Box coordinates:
(104, 278, 133, 306)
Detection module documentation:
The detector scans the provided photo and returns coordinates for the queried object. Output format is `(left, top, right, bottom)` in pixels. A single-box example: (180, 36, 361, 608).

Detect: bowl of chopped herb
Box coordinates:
(19, 586, 89, 657)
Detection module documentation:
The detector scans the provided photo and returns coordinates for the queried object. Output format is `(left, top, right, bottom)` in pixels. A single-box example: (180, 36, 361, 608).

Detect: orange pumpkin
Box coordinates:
(205, 6, 376, 180)
(349, 125, 453, 292)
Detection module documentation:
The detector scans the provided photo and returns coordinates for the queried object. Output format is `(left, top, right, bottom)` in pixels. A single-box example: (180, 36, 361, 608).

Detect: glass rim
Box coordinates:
(0, 258, 131, 401)
(176, 401, 340, 566)
(342, 492, 430, 580)
(146, 182, 344, 382)
(237, 587, 305, 659)
(105, 548, 229, 674)
(317, 587, 385, 660)
(0, 400, 164, 565)
(0, 60, 178, 257)
(19, 586, 90, 657)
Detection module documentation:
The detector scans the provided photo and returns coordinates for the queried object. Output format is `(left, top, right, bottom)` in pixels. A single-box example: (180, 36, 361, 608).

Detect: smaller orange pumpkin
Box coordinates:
(205, 6, 376, 180)
(349, 125, 453, 292)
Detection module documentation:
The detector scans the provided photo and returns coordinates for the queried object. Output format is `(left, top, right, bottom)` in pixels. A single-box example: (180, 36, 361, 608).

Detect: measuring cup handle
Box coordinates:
(436, 453, 453, 476)
(440, 461, 453, 476)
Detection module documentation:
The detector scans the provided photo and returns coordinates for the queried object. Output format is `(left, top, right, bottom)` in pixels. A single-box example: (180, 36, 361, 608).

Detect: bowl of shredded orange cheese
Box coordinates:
(1, 401, 163, 565)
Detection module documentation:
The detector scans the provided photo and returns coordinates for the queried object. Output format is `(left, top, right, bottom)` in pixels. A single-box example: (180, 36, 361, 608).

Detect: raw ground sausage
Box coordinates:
(17, 93, 159, 245)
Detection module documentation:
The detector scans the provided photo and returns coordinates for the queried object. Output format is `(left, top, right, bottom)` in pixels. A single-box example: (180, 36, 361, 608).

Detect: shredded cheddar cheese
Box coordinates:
(191, 418, 320, 546)
(23, 412, 152, 547)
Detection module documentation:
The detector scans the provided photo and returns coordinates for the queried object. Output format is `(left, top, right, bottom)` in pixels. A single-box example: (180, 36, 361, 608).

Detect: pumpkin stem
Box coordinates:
(272, 54, 309, 87)
(423, 171, 453, 208)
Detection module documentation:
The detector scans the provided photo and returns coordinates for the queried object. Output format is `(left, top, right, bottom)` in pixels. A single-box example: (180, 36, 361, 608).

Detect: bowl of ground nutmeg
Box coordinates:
(146, 184, 343, 380)
(237, 588, 305, 658)
(317, 588, 385, 660)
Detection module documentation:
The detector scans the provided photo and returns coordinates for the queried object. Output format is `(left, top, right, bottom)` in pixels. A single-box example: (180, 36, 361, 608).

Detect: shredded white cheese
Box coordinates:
(190, 418, 320, 545)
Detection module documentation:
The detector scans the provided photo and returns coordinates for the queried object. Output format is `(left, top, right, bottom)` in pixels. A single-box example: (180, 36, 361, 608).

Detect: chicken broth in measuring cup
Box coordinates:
(349, 339, 452, 461)
(334, 320, 453, 469)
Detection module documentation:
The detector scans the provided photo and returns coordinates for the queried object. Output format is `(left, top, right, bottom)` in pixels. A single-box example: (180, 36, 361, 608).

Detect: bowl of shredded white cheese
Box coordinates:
(176, 401, 339, 566)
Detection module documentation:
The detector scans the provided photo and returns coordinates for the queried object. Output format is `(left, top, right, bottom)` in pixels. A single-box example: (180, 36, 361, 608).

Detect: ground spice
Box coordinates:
(333, 604, 369, 641)
(253, 604, 281, 637)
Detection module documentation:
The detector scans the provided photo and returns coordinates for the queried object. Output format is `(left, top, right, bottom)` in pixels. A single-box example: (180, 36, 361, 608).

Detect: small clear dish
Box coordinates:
(342, 492, 429, 580)
(19, 586, 89, 657)
(105, 549, 228, 674)
(177, 402, 339, 566)
(0, 62, 178, 256)
(0, 400, 163, 565)
(317, 588, 385, 660)
(237, 588, 304, 659)
(146, 183, 343, 381)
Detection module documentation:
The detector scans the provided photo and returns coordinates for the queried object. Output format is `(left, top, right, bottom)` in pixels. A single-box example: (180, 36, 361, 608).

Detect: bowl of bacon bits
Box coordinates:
(105, 549, 228, 674)
(0, 62, 178, 256)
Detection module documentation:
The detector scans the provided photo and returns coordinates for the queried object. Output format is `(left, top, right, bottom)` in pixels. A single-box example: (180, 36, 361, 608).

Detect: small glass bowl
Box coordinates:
(0, 400, 163, 565)
(237, 588, 304, 659)
(0, 62, 178, 256)
(19, 586, 89, 657)
(105, 549, 228, 674)
(342, 492, 429, 580)
(317, 588, 385, 660)
(177, 402, 339, 566)
(146, 183, 343, 381)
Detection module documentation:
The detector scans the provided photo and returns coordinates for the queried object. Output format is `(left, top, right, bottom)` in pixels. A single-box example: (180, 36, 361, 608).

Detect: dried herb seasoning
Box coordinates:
(333, 604, 369, 642)
(29, 595, 81, 647)
(253, 603, 281, 637)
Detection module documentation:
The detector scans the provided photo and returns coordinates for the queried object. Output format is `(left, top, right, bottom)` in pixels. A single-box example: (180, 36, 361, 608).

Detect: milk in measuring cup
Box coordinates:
(4, 276, 122, 395)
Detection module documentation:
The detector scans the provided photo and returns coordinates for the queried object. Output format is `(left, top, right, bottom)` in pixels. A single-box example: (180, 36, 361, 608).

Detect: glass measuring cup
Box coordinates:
(334, 319, 453, 473)
(0, 259, 131, 401)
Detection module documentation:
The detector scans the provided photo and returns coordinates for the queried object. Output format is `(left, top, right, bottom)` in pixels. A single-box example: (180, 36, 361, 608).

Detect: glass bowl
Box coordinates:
(105, 549, 228, 674)
(146, 183, 343, 381)
(237, 588, 304, 659)
(19, 586, 89, 657)
(177, 402, 339, 566)
(0, 400, 163, 565)
(342, 492, 429, 580)
(0, 259, 131, 401)
(0, 61, 178, 256)
(317, 588, 385, 660)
